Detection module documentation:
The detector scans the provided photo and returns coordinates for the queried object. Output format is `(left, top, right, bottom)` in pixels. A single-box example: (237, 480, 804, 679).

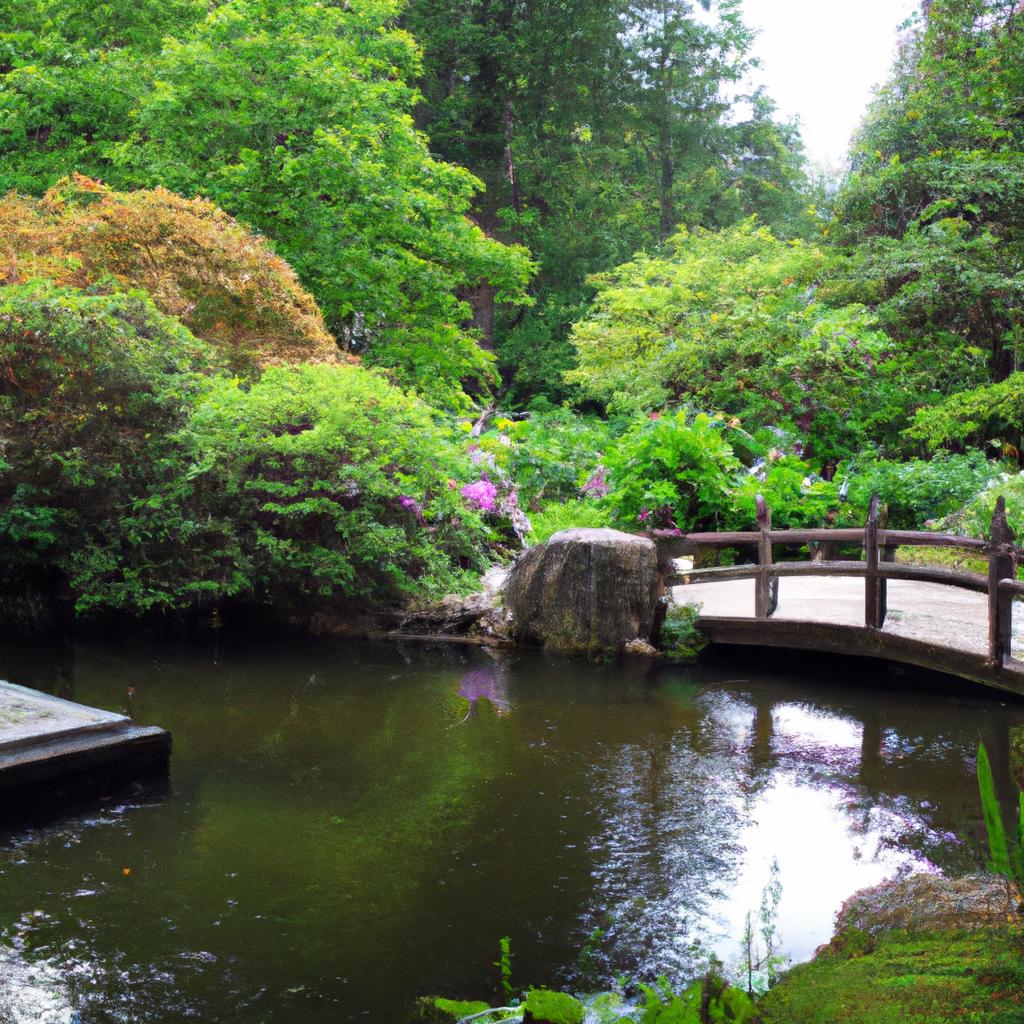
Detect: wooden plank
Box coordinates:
(865, 495, 880, 629)
(668, 561, 989, 593)
(988, 497, 1017, 666)
(695, 615, 1024, 698)
(879, 531, 988, 551)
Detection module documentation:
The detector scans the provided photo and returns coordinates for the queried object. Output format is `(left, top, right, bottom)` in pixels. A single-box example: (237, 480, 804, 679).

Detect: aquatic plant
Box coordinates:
(739, 859, 787, 996)
(976, 741, 1024, 891)
(494, 936, 514, 1003)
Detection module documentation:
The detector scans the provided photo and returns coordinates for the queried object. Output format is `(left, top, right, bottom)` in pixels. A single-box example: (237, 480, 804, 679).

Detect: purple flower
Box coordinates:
(581, 466, 610, 498)
(399, 495, 426, 523)
(461, 475, 499, 513)
(637, 508, 652, 523)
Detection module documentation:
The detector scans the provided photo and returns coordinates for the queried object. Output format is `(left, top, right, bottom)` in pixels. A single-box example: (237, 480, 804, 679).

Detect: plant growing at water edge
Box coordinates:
(493, 936, 514, 1003)
(740, 859, 787, 996)
(659, 604, 706, 662)
(976, 741, 1024, 892)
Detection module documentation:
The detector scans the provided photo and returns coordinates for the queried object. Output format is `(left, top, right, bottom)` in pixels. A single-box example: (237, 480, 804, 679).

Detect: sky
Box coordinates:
(739, 0, 921, 169)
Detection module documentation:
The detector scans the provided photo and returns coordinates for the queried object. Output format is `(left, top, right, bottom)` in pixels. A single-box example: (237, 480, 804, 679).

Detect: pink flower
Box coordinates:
(581, 466, 609, 498)
(461, 475, 499, 513)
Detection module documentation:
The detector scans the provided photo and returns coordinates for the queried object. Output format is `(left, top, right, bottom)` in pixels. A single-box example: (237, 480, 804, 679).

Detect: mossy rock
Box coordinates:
(414, 996, 492, 1023)
(523, 988, 585, 1024)
(505, 528, 659, 656)
(759, 928, 1024, 1023)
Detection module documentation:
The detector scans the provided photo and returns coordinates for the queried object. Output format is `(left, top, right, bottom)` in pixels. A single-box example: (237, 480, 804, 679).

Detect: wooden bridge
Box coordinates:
(665, 496, 1024, 697)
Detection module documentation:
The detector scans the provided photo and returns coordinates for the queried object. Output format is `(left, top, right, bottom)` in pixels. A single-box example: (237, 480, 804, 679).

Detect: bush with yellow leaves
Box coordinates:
(0, 175, 342, 372)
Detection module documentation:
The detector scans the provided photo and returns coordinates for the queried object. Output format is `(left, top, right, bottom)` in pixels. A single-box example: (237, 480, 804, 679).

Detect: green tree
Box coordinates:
(0, 0, 534, 410)
(836, 0, 1024, 410)
(406, 0, 811, 405)
(567, 220, 908, 459)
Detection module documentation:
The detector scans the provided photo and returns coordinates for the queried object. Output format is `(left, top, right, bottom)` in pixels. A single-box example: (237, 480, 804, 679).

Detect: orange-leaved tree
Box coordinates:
(0, 175, 343, 372)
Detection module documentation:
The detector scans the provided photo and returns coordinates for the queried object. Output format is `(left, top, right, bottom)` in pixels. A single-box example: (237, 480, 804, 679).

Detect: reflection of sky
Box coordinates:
(715, 777, 932, 970)
(584, 694, 944, 984)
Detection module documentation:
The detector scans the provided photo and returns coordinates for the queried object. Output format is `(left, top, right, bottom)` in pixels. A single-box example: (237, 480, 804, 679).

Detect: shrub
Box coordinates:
(845, 451, 1005, 530)
(505, 409, 613, 505)
(0, 283, 500, 617)
(659, 603, 706, 661)
(0, 281, 225, 611)
(528, 499, 613, 544)
(604, 412, 741, 532)
(935, 471, 1024, 541)
(140, 364, 497, 612)
(0, 176, 340, 371)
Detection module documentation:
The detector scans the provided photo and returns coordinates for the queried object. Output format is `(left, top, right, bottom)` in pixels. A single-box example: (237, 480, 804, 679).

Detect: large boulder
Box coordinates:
(504, 528, 660, 656)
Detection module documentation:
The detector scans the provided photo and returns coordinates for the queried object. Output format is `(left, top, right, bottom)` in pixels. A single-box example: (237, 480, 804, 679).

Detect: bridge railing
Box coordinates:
(666, 495, 1021, 671)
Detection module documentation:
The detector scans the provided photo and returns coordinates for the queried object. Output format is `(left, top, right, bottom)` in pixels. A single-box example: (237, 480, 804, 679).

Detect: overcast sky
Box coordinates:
(739, 0, 920, 169)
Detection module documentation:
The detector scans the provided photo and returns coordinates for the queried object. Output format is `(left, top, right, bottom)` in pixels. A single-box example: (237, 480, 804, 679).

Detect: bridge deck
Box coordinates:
(672, 573, 1024, 696)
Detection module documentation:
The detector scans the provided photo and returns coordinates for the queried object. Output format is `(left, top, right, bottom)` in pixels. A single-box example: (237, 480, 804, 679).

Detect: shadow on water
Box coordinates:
(0, 636, 1021, 1022)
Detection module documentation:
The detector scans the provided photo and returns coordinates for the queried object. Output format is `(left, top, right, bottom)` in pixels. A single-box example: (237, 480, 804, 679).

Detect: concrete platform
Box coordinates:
(0, 680, 171, 804)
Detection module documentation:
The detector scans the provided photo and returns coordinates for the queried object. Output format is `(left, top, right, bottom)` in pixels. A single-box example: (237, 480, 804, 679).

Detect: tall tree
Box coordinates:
(0, 0, 534, 410)
(407, 0, 810, 404)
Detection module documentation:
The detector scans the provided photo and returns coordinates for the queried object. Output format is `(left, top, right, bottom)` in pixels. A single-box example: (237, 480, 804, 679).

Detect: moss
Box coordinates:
(523, 988, 585, 1024)
(415, 996, 492, 1022)
(759, 928, 1024, 1024)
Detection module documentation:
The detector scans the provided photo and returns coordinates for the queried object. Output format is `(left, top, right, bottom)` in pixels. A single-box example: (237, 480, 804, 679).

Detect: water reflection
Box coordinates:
(457, 654, 512, 718)
(0, 639, 1019, 1023)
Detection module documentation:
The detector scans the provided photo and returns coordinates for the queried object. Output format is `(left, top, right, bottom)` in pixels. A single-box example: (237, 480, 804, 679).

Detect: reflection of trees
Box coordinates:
(574, 668, 1024, 988)
(4, 641, 1023, 1020)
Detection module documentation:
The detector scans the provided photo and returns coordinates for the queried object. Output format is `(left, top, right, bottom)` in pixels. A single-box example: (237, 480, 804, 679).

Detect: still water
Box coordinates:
(0, 637, 1021, 1022)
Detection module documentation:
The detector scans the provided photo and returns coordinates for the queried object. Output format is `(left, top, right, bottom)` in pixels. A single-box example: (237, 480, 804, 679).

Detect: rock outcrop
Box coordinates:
(504, 528, 660, 656)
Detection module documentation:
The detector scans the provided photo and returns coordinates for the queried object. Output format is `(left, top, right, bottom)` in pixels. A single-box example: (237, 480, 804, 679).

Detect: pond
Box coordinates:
(0, 636, 1021, 1023)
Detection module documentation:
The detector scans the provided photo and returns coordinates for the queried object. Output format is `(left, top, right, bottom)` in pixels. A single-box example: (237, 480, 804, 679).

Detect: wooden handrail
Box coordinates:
(667, 527, 1000, 553)
(668, 561, 990, 593)
(669, 494, 1020, 671)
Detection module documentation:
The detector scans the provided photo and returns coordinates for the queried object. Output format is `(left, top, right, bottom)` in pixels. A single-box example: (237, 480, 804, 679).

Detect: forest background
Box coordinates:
(1, 0, 1023, 626)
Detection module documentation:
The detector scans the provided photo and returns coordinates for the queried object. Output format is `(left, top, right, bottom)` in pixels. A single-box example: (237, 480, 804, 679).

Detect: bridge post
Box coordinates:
(878, 503, 894, 626)
(865, 495, 884, 629)
(987, 497, 1016, 668)
(755, 495, 777, 619)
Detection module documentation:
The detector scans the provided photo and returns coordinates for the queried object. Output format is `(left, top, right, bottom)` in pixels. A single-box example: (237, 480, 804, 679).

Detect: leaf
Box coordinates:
(977, 742, 1011, 878)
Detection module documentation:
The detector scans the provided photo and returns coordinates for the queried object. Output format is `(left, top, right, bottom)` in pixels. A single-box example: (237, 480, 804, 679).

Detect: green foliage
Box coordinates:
(0, 281, 223, 609)
(759, 927, 1024, 1024)
(165, 364, 494, 611)
(0, 0, 535, 409)
(419, 998, 492, 1024)
(527, 501, 614, 545)
(406, 0, 813, 406)
(494, 936, 514, 1003)
(522, 989, 584, 1024)
(729, 457, 844, 531)
(835, 0, 1024, 436)
(976, 742, 1024, 889)
(739, 859, 786, 996)
(604, 412, 741, 532)
(906, 374, 1024, 459)
(934, 472, 1024, 541)
(659, 604, 706, 662)
(505, 410, 613, 506)
(0, 285, 498, 618)
(844, 452, 1005, 530)
(567, 221, 907, 458)
(636, 976, 757, 1024)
